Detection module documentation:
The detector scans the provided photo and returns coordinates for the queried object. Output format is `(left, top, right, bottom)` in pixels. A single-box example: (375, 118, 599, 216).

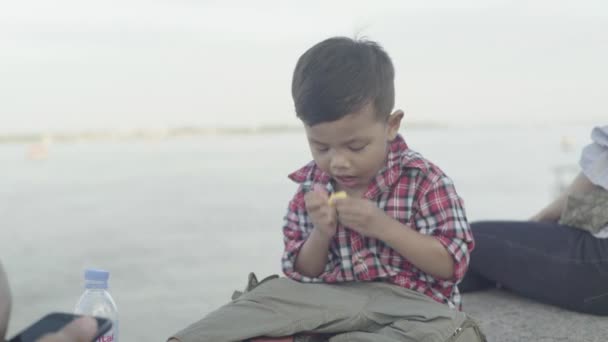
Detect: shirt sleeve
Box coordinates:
(580, 125, 608, 189)
(413, 174, 474, 283)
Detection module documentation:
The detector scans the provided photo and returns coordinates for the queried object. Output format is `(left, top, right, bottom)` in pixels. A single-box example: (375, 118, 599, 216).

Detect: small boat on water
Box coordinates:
(26, 135, 52, 160)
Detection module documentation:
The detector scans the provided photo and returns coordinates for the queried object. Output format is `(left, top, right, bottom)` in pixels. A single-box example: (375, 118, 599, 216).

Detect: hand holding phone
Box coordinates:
(8, 313, 111, 342)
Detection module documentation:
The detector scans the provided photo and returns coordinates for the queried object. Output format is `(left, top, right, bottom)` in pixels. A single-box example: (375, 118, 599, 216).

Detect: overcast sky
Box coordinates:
(1, 0, 607, 134)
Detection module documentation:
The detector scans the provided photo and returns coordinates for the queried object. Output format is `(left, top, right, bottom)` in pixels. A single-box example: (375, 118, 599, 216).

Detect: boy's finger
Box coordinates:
(60, 317, 97, 342)
(332, 197, 352, 211)
(305, 190, 327, 201)
(312, 184, 328, 197)
(304, 196, 324, 210)
(304, 192, 320, 203)
(63, 316, 98, 341)
(321, 205, 337, 218)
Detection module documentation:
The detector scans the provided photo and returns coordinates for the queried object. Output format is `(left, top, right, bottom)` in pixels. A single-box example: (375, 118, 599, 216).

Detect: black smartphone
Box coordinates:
(8, 312, 112, 342)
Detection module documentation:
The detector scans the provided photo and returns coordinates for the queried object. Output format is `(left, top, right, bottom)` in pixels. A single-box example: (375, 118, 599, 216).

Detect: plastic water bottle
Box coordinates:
(74, 268, 119, 342)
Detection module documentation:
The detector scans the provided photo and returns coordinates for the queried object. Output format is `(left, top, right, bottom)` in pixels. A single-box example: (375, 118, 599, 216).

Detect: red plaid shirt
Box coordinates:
(281, 134, 474, 309)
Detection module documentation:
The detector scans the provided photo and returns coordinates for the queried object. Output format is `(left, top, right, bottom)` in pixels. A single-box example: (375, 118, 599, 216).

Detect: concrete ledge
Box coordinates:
(464, 290, 607, 342)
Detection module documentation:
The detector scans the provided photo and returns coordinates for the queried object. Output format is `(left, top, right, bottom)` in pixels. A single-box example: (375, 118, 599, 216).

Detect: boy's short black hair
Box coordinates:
(292, 37, 395, 126)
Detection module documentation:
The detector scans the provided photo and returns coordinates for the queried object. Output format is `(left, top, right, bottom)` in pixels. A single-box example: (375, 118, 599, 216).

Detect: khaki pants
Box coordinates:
(172, 278, 485, 342)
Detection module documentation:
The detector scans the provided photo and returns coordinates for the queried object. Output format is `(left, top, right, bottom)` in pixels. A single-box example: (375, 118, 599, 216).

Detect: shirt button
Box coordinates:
(356, 257, 368, 272)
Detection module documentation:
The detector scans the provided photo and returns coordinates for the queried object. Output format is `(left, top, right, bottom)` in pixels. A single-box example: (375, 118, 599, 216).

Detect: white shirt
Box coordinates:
(579, 125, 608, 238)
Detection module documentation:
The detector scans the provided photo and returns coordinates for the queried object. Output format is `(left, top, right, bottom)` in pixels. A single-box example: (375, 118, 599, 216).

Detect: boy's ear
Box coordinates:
(387, 110, 404, 140)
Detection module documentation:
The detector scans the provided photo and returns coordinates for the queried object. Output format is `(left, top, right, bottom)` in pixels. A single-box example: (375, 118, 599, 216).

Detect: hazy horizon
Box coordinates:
(1, 0, 607, 134)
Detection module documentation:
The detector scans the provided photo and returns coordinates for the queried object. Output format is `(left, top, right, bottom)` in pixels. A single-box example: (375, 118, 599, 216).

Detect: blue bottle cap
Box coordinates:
(84, 268, 109, 281)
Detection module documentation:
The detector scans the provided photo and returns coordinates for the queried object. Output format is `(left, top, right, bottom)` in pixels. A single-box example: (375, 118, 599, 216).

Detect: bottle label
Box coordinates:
(97, 331, 115, 342)
(97, 320, 118, 342)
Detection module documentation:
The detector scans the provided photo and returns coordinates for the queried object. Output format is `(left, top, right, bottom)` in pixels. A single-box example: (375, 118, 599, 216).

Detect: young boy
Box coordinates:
(169, 37, 483, 342)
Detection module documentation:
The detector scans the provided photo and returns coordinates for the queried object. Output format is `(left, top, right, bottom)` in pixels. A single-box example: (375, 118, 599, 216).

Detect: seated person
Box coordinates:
(460, 125, 608, 316)
(168, 37, 483, 342)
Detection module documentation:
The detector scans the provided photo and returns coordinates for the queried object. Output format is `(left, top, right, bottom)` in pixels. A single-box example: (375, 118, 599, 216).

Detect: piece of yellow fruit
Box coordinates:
(328, 191, 348, 206)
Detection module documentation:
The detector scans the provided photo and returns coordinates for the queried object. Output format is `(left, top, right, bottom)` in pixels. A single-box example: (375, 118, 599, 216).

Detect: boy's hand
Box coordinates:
(37, 317, 97, 342)
(304, 185, 338, 239)
(334, 197, 388, 239)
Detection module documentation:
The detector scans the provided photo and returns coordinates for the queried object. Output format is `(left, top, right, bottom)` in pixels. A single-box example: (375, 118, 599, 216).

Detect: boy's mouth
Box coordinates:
(334, 175, 358, 187)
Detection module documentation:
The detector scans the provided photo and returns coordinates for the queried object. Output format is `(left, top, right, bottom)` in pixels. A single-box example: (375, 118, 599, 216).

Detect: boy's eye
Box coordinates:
(348, 145, 367, 152)
(316, 146, 329, 152)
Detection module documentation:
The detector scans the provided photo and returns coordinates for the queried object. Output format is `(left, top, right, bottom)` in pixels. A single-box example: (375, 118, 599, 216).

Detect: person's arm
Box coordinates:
(294, 186, 342, 277)
(377, 216, 455, 279)
(294, 228, 333, 278)
(282, 186, 335, 279)
(334, 176, 473, 281)
(531, 172, 599, 222)
(383, 177, 472, 281)
(334, 197, 455, 279)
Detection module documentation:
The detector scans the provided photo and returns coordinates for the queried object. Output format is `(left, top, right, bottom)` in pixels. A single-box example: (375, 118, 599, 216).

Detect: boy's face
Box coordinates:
(304, 102, 403, 195)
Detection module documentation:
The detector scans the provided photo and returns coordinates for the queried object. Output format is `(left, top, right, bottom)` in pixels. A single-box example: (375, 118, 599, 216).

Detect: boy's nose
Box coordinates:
(330, 153, 350, 171)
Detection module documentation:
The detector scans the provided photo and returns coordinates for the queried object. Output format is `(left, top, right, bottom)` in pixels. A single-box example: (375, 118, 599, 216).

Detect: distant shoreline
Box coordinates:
(0, 122, 446, 145)
(4, 120, 592, 145)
